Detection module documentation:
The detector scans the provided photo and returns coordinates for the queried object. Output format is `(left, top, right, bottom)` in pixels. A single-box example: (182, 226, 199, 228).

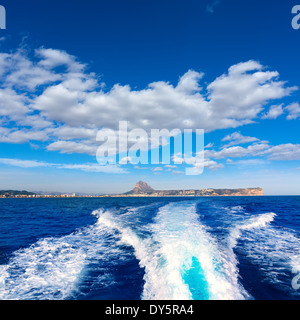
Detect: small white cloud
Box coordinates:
(204, 160, 224, 170)
(286, 103, 300, 120)
(164, 164, 177, 168)
(266, 144, 300, 160)
(261, 104, 284, 119)
(119, 156, 132, 164)
(59, 163, 127, 174)
(222, 132, 260, 147)
(46, 140, 97, 156)
(0, 127, 49, 144)
(204, 142, 214, 149)
(0, 157, 127, 174)
(0, 158, 51, 168)
(205, 143, 270, 159)
(227, 159, 267, 166)
(36, 48, 85, 72)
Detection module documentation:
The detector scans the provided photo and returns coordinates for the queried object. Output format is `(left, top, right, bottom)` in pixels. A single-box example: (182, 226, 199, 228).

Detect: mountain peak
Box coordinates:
(131, 181, 154, 194)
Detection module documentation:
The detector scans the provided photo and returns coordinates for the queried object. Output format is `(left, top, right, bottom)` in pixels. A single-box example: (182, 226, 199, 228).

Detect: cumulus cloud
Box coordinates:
(285, 103, 300, 120)
(222, 132, 261, 147)
(0, 47, 297, 158)
(205, 143, 270, 159)
(1, 49, 62, 90)
(0, 157, 127, 173)
(205, 141, 300, 161)
(266, 144, 300, 160)
(0, 158, 51, 168)
(36, 48, 86, 72)
(57, 163, 127, 174)
(46, 140, 97, 156)
(0, 127, 49, 143)
(261, 104, 284, 120)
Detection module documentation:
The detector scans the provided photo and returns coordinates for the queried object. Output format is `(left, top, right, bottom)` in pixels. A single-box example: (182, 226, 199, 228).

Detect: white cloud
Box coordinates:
(261, 104, 284, 119)
(1, 49, 62, 90)
(205, 143, 270, 159)
(204, 160, 224, 170)
(285, 103, 300, 120)
(46, 140, 97, 156)
(0, 127, 49, 143)
(0, 87, 29, 121)
(0, 158, 51, 168)
(0, 47, 297, 158)
(36, 48, 86, 72)
(153, 167, 163, 171)
(51, 125, 98, 140)
(205, 141, 300, 161)
(227, 159, 267, 166)
(0, 157, 127, 174)
(176, 69, 204, 93)
(172, 151, 224, 171)
(119, 156, 132, 164)
(228, 60, 262, 75)
(266, 144, 300, 160)
(204, 142, 214, 149)
(58, 163, 127, 174)
(206, 60, 296, 124)
(222, 132, 260, 147)
(164, 164, 177, 168)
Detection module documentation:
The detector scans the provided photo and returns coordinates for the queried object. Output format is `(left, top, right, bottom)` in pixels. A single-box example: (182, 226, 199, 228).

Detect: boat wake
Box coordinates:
(94, 201, 278, 300)
(0, 200, 298, 300)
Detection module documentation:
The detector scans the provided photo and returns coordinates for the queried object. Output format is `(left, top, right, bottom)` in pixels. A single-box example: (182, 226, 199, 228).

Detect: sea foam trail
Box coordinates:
(219, 212, 277, 297)
(227, 212, 276, 250)
(146, 202, 248, 300)
(229, 212, 300, 296)
(96, 202, 249, 300)
(0, 209, 125, 300)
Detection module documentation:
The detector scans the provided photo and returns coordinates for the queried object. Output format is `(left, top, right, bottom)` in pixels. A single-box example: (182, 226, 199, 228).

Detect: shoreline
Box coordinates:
(0, 194, 268, 199)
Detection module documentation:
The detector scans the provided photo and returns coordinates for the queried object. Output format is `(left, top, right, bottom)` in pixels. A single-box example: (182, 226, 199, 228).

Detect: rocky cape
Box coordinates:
(111, 181, 263, 197)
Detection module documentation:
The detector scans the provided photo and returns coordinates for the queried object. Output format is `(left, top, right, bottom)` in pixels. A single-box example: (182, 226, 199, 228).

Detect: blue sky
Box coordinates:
(0, 0, 300, 194)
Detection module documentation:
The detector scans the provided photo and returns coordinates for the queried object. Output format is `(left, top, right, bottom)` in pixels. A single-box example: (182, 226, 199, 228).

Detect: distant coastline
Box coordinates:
(0, 181, 263, 198)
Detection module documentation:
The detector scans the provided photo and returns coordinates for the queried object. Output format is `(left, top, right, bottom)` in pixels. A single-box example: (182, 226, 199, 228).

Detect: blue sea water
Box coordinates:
(0, 196, 299, 300)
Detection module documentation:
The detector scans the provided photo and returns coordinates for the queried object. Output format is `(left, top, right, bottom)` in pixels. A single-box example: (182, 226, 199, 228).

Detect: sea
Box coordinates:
(0, 196, 299, 300)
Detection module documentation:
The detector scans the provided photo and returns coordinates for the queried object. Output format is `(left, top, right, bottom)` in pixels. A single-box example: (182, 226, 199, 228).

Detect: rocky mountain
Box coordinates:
(126, 181, 155, 194)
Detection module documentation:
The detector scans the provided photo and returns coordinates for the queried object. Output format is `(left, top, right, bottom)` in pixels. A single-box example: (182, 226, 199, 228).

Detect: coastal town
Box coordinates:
(0, 191, 78, 198)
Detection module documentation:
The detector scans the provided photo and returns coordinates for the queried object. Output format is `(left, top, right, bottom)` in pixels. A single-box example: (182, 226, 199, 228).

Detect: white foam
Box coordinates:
(227, 212, 276, 249)
(234, 216, 300, 293)
(1, 203, 296, 300)
(0, 209, 125, 300)
(149, 202, 248, 300)
(96, 202, 248, 300)
(222, 209, 300, 298)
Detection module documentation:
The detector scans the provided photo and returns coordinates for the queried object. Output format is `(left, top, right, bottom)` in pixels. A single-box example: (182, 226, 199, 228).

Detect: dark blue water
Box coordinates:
(0, 196, 299, 300)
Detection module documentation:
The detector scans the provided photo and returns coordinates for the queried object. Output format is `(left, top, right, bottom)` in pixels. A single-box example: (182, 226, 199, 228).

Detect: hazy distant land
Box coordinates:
(0, 181, 263, 198)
